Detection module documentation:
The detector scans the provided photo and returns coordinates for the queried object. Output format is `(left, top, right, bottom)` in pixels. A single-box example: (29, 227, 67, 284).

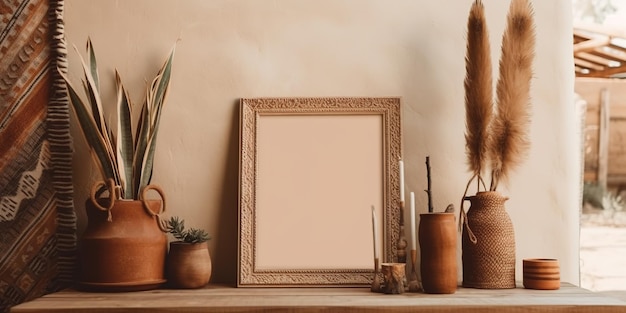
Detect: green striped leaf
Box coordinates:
(115, 70, 134, 199)
(58, 68, 118, 184)
(135, 45, 175, 195)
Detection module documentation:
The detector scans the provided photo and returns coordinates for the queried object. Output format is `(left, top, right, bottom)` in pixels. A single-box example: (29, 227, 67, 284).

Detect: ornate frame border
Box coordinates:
(238, 97, 402, 287)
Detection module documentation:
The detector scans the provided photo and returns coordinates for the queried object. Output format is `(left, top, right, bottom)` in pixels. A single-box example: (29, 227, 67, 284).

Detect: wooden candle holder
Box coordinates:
(396, 201, 407, 264)
(407, 249, 421, 292)
(371, 258, 381, 292)
(381, 263, 406, 294)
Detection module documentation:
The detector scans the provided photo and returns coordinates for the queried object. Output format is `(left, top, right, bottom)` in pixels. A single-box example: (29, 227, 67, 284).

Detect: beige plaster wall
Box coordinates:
(64, 0, 579, 284)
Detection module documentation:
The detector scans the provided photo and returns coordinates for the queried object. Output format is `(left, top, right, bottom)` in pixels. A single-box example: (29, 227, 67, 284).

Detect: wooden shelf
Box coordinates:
(11, 283, 626, 313)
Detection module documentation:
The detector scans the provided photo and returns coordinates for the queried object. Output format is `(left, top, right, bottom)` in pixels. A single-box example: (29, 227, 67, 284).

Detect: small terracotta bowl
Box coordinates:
(523, 258, 560, 290)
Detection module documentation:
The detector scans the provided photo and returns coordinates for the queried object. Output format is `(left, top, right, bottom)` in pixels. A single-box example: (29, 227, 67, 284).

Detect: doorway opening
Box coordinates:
(574, 0, 626, 292)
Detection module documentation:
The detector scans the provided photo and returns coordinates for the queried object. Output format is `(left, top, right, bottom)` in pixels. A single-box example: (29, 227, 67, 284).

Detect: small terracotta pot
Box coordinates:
(167, 241, 212, 288)
(523, 258, 560, 290)
(419, 213, 457, 294)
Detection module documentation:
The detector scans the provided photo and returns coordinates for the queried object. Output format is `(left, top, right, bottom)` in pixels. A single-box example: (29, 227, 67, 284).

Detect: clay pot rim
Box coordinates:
(169, 241, 209, 252)
(170, 241, 209, 246)
(464, 191, 510, 200)
(420, 212, 456, 218)
(523, 258, 559, 263)
(380, 262, 405, 266)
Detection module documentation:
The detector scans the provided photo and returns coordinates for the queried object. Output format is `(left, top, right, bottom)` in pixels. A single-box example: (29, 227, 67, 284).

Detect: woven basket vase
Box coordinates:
(462, 191, 516, 289)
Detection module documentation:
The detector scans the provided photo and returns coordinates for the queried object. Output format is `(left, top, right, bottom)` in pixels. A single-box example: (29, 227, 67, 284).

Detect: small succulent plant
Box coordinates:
(165, 216, 211, 244)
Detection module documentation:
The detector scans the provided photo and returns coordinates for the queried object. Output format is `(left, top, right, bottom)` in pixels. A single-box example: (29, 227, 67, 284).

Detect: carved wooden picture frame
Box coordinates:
(238, 97, 401, 287)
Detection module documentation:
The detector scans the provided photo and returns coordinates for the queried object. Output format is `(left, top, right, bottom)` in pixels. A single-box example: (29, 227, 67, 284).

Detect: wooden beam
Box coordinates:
(575, 52, 621, 67)
(572, 24, 626, 78)
(575, 66, 590, 75)
(574, 37, 611, 53)
(573, 32, 592, 41)
(588, 49, 626, 62)
(578, 65, 626, 78)
(575, 23, 626, 39)
(574, 36, 587, 43)
(599, 89, 610, 189)
(591, 48, 626, 62)
(608, 40, 626, 54)
(574, 58, 605, 71)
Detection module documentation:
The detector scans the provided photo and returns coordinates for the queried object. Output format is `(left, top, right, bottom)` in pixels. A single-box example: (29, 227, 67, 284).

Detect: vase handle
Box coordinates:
(459, 174, 480, 244)
(89, 178, 119, 222)
(460, 196, 478, 245)
(140, 184, 168, 232)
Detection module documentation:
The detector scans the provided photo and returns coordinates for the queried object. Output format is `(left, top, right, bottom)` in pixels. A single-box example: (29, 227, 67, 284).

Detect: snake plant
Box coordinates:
(59, 38, 175, 199)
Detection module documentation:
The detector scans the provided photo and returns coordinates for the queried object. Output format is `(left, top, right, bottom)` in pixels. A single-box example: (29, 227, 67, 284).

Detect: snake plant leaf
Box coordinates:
(151, 46, 175, 125)
(135, 45, 175, 194)
(73, 42, 117, 171)
(66, 38, 175, 200)
(139, 130, 158, 194)
(75, 44, 104, 135)
(115, 70, 134, 199)
(58, 68, 119, 184)
(86, 37, 100, 98)
(133, 91, 151, 196)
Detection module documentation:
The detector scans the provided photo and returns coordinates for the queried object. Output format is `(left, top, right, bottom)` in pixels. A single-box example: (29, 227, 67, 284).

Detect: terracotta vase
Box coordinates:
(523, 258, 560, 290)
(419, 213, 457, 294)
(462, 191, 516, 289)
(78, 199, 167, 291)
(167, 241, 212, 288)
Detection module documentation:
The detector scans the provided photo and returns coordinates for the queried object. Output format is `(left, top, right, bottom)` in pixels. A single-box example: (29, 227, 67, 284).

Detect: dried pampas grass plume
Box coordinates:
(464, 0, 493, 191)
(462, 0, 535, 193)
(489, 0, 535, 191)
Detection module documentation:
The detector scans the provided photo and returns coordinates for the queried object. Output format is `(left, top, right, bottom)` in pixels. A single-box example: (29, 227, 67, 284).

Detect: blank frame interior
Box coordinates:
(238, 97, 402, 287)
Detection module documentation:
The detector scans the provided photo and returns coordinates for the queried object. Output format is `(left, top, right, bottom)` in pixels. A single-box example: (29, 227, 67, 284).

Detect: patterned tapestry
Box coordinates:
(0, 0, 75, 311)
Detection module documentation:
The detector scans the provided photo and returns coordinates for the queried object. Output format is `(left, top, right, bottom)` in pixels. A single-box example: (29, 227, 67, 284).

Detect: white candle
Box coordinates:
(399, 159, 405, 203)
(371, 205, 379, 260)
(410, 192, 416, 250)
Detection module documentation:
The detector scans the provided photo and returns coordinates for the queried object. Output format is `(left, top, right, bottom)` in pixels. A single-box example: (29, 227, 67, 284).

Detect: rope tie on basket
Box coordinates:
(140, 184, 168, 232)
(459, 174, 478, 244)
(89, 178, 120, 222)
